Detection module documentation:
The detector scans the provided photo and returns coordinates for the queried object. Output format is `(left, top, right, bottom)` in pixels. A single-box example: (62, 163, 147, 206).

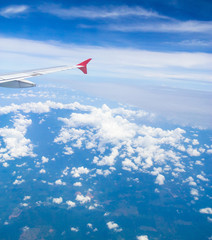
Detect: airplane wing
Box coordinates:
(0, 58, 92, 88)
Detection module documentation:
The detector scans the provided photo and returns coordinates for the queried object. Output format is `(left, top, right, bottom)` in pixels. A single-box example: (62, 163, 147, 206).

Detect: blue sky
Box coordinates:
(0, 1, 211, 128)
(0, 1, 212, 51)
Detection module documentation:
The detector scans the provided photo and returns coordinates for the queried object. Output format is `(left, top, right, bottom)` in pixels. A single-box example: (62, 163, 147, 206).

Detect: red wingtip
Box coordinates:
(77, 58, 92, 74)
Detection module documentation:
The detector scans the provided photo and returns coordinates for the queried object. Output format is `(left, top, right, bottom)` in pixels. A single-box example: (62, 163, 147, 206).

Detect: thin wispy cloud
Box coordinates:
(177, 39, 212, 47)
(108, 20, 212, 33)
(38, 4, 168, 19)
(0, 36, 211, 128)
(0, 5, 29, 18)
(0, 37, 211, 80)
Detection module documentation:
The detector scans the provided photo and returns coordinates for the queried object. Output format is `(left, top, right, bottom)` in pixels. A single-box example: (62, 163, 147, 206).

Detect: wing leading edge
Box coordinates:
(0, 58, 92, 88)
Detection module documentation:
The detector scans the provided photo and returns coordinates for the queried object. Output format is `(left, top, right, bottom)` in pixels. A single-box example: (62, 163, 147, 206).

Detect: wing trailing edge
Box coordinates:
(0, 79, 36, 88)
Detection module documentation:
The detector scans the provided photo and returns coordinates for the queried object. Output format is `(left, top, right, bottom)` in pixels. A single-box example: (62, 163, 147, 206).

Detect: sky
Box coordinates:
(0, 0, 211, 128)
(0, 2, 212, 238)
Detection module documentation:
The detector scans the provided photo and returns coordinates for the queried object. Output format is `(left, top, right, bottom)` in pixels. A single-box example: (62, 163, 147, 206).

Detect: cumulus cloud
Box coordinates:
(197, 174, 209, 182)
(13, 179, 25, 185)
(0, 100, 209, 205)
(96, 169, 111, 176)
(66, 200, 76, 208)
(52, 197, 63, 204)
(0, 101, 87, 116)
(76, 194, 91, 204)
(87, 223, 98, 232)
(71, 166, 90, 178)
(63, 146, 74, 155)
(55, 179, 66, 185)
(137, 235, 149, 240)
(41, 156, 49, 163)
(190, 188, 199, 196)
(39, 169, 46, 174)
(23, 196, 31, 201)
(122, 158, 138, 171)
(56, 103, 189, 174)
(155, 174, 165, 185)
(192, 139, 199, 145)
(207, 149, 212, 154)
(184, 177, 197, 186)
(0, 114, 35, 160)
(199, 208, 212, 215)
(2, 162, 9, 167)
(70, 227, 79, 232)
(73, 182, 82, 187)
(20, 203, 28, 207)
(136, 235, 149, 240)
(62, 167, 69, 176)
(187, 146, 200, 156)
(107, 221, 122, 232)
(94, 147, 119, 166)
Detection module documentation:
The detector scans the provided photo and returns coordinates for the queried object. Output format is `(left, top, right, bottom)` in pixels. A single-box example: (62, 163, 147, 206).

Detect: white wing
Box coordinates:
(0, 58, 92, 88)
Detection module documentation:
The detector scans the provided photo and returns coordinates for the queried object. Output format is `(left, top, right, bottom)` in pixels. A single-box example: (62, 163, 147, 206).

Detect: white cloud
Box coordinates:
(2, 162, 9, 167)
(52, 197, 63, 204)
(190, 188, 199, 196)
(63, 146, 74, 155)
(199, 208, 212, 215)
(13, 179, 25, 185)
(0, 99, 209, 202)
(23, 196, 31, 201)
(155, 174, 165, 185)
(73, 182, 82, 187)
(184, 177, 197, 186)
(87, 223, 93, 229)
(178, 39, 212, 47)
(0, 114, 35, 160)
(192, 139, 199, 145)
(41, 156, 49, 163)
(197, 174, 209, 182)
(0, 37, 211, 129)
(88, 205, 95, 210)
(106, 221, 122, 232)
(16, 162, 27, 167)
(0, 101, 86, 116)
(20, 203, 28, 207)
(70, 227, 79, 232)
(96, 169, 111, 176)
(109, 20, 212, 33)
(94, 147, 119, 166)
(207, 149, 212, 154)
(122, 158, 138, 171)
(76, 194, 91, 204)
(187, 146, 201, 157)
(55, 179, 66, 185)
(66, 200, 76, 208)
(39, 169, 46, 174)
(87, 223, 98, 231)
(39, 5, 166, 20)
(62, 166, 69, 176)
(137, 235, 149, 240)
(71, 166, 90, 178)
(0, 37, 211, 84)
(195, 160, 203, 166)
(0, 5, 28, 18)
